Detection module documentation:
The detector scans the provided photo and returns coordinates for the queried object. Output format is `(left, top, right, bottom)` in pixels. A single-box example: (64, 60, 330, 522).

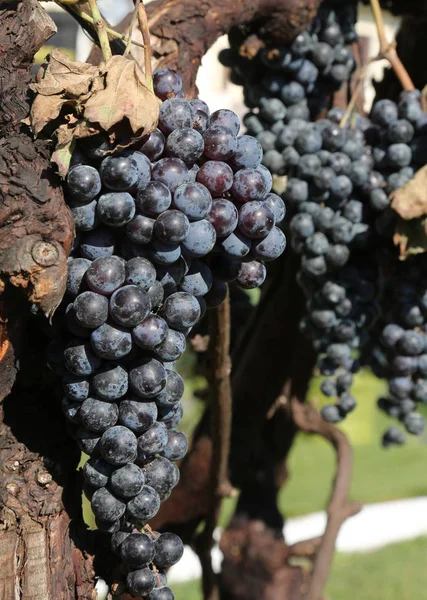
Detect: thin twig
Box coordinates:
(136, 0, 154, 92)
(291, 400, 362, 600)
(197, 294, 233, 600)
(87, 0, 112, 62)
(370, 0, 415, 91)
(68, 7, 146, 49)
(340, 72, 365, 128)
(125, 0, 141, 56)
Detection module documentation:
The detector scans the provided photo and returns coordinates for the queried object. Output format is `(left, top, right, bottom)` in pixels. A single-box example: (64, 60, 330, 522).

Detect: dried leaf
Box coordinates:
(30, 95, 72, 135)
(393, 216, 427, 260)
(391, 165, 427, 220)
(52, 124, 76, 178)
(84, 55, 159, 135)
(32, 49, 98, 98)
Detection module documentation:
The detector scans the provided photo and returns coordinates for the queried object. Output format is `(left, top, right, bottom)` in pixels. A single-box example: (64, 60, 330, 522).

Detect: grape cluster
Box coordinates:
(53, 66, 286, 597)
(219, 3, 358, 174)
(375, 261, 427, 447)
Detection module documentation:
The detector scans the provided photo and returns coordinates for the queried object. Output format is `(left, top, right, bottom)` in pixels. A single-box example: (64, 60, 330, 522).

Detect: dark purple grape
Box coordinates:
(204, 279, 228, 308)
(165, 127, 204, 163)
(67, 258, 91, 297)
(77, 427, 101, 455)
(125, 257, 156, 290)
(173, 183, 212, 221)
(129, 358, 167, 398)
(371, 99, 398, 127)
(121, 531, 155, 571)
(71, 200, 98, 231)
(83, 457, 112, 488)
(149, 240, 181, 265)
(73, 291, 108, 329)
(80, 397, 119, 432)
(153, 329, 186, 362)
(196, 161, 234, 196)
(136, 181, 172, 217)
(126, 485, 161, 521)
(252, 226, 286, 261)
(125, 214, 155, 245)
(238, 201, 275, 239)
(64, 340, 101, 376)
(143, 456, 178, 500)
(85, 256, 125, 295)
(139, 129, 165, 161)
(152, 158, 189, 193)
(90, 322, 132, 359)
(147, 280, 164, 310)
(92, 363, 128, 400)
(123, 150, 152, 190)
(210, 109, 240, 135)
(80, 229, 115, 260)
(137, 422, 168, 458)
(192, 108, 210, 133)
(189, 98, 210, 116)
(161, 430, 188, 461)
(154, 370, 184, 407)
(207, 199, 238, 238)
(147, 586, 174, 600)
(154, 210, 190, 244)
(119, 399, 158, 434)
(133, 315, 169, 350)
(158, 98, 193, 135)
(100, 425, 137, 465)
(263, 193, 286, 223)
(126, 569, 157, 597)
(100, 155, 139, 191)
(67, 165, 101, 203)
(181, 220, 216, 257)
(231, 168, 268, 203)
(109, 285, 150, 328)
(91, 487, 125, 521)
(153, 532, 184, 568)
(257, 164, 273, 191)
(220, 230, 251, 258)
(180, 260, 212, 296)
(237, 261, 266, 289)
(157, 402, 183, 429)
(163, 291, 201, 330)
(97, 192, 135, 228)
(153, 68, 183, 100)
(62, 373, 90, 402)
(203, 126, 237, 160)
(110, 463, 145, 499)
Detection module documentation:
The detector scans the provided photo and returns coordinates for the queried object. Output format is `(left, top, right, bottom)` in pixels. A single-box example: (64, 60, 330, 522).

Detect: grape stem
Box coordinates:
(339, 70, 366, 128)
(196, 294, 233, 600)
(87, 0, 112, 62)
(291, 399, 362, 600)
(125, 0, 141, 56)
(135, 0, 154, 92)
(369, 0, 415, 91)
(55, 2, 147, 51)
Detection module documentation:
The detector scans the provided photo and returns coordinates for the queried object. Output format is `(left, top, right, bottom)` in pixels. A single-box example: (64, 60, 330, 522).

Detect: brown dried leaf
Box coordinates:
(84, 55, 159, 136)
(391, 165, 427, 220)
(393, 216, 427, 260)
(30, 94, 72, 135)
(32, 48, 98, 98)
(52, 124, 76, 178)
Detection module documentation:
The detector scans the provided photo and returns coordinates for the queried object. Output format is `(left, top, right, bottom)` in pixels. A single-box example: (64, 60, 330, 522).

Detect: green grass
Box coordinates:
(172, 537, 427, 600)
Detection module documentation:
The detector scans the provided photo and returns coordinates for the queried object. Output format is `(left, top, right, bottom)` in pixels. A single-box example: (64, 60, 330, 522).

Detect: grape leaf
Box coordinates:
(29, 50, 160, 177)
(84, 56, 159, 135)
(391, 165, 427, 220)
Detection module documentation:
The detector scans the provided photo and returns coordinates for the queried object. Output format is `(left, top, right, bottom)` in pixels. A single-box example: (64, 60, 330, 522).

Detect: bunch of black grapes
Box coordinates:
(219, 2, 358, 174)
(51, 66, 287, 599)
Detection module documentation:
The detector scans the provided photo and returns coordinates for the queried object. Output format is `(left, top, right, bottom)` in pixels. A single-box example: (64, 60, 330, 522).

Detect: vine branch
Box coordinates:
(197, 294, 233, 600)
(291, 400, 361, 600)
(370, 0, 415, 91)
(87, 0, 112, 61)
(136, 0, 154, 92)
